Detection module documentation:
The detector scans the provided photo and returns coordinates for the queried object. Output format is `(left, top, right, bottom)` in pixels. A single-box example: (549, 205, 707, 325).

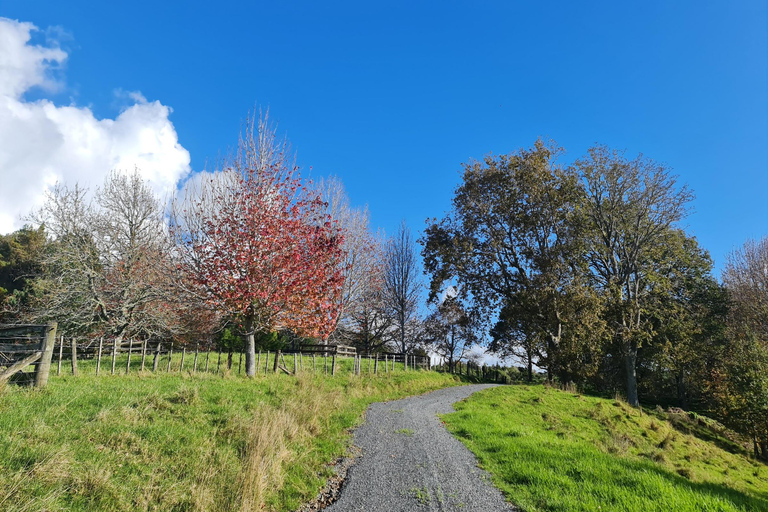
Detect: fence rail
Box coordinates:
(0, 323, 57, 387)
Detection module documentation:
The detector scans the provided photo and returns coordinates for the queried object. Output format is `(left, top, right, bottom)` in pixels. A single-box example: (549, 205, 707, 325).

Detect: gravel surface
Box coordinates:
(322, 384, 516, 512)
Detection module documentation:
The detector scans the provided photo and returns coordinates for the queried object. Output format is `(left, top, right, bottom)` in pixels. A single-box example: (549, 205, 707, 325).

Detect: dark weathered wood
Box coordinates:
(153, 343, 161, 372)
(265, 351, 270, 374)
(217, 351, 221, 373)
(0, 324, 46, 338)
(331, 354, 337, 376)
(227, 351, 233, 371)
(0, 344, 42, 353)
(140, 340, 147, 371)
(324, 354, 328, 375)
(238, 350, 242, 374)
(193, 345, 199, 372)
(33, 322, 56, 387)
(293, 353, 297, 373)
(0, 352, 41, 382)
(273, 350, 281, 373)
(70, 337, 78, 376)
(125, 338, 133, 374)
(167, 347, 173, 372)
(96, 337, 103, 375)
(57, 335, 64, 376)
(204, 350, 210, 372)
(277, 364, 292, 375)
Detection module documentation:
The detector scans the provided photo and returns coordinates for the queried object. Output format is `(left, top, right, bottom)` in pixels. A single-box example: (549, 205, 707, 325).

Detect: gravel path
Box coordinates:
(323, 384, 515, 512)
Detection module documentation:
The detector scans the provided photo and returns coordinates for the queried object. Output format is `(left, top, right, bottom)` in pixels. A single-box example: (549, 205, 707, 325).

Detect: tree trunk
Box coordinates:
(625, 337, 639, 407)
(527, 355, 533, 383)
(244, 319, 256, 377)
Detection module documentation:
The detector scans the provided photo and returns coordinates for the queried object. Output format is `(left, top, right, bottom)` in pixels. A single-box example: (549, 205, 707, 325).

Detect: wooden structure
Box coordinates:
(0, 323, 57, 387)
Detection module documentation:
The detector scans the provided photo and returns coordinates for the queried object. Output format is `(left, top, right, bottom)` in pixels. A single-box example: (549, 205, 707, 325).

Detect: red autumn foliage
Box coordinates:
(171, 117, 345, 343)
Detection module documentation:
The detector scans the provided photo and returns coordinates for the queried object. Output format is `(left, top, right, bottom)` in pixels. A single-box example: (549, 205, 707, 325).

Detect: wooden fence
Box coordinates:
(0, 323, 57, 387)
(48, 337, 431, 378)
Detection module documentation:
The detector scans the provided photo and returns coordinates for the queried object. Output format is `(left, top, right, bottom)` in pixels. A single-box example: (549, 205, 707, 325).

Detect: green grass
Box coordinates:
(442, 384, 768, 512)
(0, 359, 461, 511)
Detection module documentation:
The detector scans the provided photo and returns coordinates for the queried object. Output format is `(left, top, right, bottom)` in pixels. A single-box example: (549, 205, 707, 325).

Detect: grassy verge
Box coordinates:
(0, 366, 462, 511)
(441, 384, 768, 512)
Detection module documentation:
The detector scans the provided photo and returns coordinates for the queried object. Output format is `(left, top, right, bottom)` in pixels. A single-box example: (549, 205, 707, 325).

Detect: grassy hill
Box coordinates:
(0, 363, 461, 512)
(442, 384, 768, 512)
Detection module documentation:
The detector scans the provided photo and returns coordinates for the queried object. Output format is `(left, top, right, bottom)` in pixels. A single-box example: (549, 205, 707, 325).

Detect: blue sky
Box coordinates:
(0, 0, 766, 274)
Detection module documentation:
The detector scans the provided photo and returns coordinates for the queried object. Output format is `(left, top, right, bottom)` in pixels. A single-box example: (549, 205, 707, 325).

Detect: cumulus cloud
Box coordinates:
(0, 17, 191, 234)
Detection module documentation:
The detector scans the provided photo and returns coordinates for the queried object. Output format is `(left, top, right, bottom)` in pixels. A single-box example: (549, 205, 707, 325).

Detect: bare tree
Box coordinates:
(720, 237, 768, 459)
(382, 221, 421, 353)
(314, 177, 379, 340)
(28, 170, 175, 341)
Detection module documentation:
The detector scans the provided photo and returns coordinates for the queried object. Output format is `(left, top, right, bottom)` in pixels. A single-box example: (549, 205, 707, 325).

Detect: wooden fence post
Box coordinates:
(265, 351, 270, 374)
(204, 349, 210, 372)
(57, 335, 64, 376)
(33, 322, 57, 388)
(216, 351, 221, 373)
(374, 354, 379, 374)
(293, 353, 297, 374)
(300, 352, 303, 372)
(125, 338, 133, 374)
(385, 354, 388, 373)
(238, 350, 242, 374)
(141, 340, 147, 371)
(324, 354, 328, 375)
(180, 347, 186, 372)
(96, 337, 103, 376)
(70, 337, 78, 376)
(331, 353, 336, 376)
(153, 342, 161, 372)
(167, 347, 173, 372)
(193, 344, 199, 372)
(273, 350, 281, 373)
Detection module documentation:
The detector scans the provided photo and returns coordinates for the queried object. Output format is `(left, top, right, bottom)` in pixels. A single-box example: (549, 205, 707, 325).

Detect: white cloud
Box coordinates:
(0, 17, 191, 234)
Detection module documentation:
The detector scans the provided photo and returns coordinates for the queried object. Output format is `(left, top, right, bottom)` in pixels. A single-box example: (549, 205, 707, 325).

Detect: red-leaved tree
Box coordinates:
(171, 112, 345, 376)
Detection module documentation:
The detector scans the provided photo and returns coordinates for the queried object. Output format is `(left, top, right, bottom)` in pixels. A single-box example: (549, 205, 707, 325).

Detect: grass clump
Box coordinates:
(441, 384, 768, 512)
(0, 365, 461, 511)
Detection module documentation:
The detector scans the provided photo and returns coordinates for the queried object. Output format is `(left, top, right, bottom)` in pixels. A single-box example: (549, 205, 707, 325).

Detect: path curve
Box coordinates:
(323, 384, 515, 512)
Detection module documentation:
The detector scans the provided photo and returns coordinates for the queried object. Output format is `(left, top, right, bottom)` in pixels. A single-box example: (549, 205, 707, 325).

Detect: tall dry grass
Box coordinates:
(237, 374, 344, 511)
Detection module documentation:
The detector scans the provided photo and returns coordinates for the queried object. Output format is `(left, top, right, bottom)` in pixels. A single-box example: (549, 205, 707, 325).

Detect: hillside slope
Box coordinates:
(442, 384, 768, 512)
(0, 368, 461, 512)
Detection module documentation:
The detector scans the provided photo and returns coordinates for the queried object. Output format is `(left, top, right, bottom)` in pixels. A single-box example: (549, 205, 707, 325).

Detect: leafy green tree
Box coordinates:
(0, 225, 47, 322)
(716, 237, 768, 459)
(576, 146, 693, 406)
(422, 139, 601, 382)
(637, 229, 728, 408)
